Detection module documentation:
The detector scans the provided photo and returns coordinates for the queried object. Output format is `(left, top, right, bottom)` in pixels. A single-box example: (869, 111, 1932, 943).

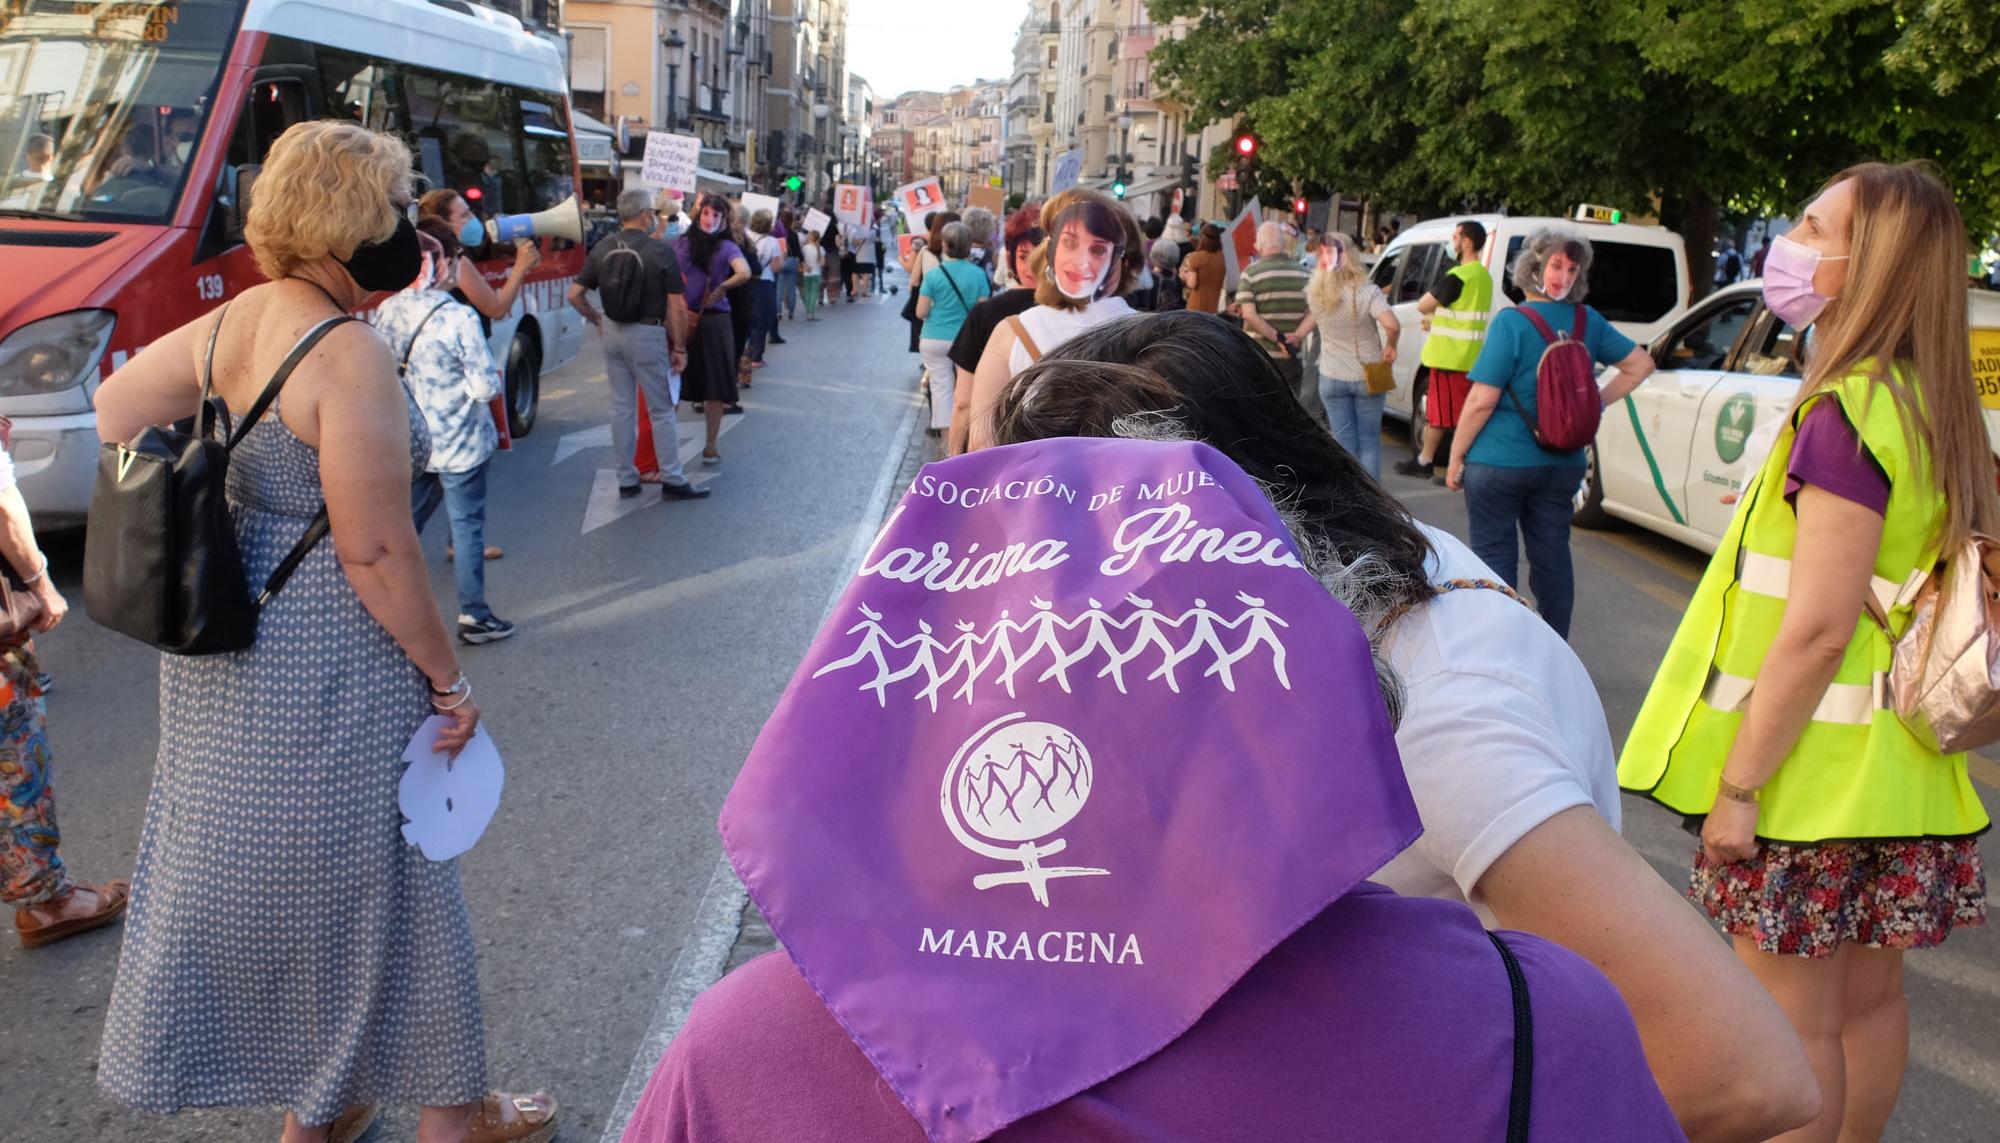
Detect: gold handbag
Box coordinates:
(1866, 533, 2000, 753)
(1364, 360, 1396, 395)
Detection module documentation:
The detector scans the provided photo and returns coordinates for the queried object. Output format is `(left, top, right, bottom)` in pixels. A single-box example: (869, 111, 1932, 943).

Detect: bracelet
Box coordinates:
(18, 559, 46, 587)
(431, 681, 473, 712)
(1716, 777, 1761, 804)
(428, 672, 467, 698)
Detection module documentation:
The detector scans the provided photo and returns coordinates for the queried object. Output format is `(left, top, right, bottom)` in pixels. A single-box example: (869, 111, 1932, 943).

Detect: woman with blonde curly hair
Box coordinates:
(92, 120, 556, 1143)
(956, 187, 1143, 451)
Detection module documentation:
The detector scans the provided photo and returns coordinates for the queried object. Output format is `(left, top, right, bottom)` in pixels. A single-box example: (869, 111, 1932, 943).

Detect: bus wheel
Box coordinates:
(506, 333, 541, 437)
(1572, 444, 1614, 529)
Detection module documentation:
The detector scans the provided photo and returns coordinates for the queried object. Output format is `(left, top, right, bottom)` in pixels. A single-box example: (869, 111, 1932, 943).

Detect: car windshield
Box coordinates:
(0, 0, 237, 224)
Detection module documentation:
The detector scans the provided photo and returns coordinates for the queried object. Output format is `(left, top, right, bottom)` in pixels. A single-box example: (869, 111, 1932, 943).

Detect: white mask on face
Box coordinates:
(1541, 273, 1572, 301)
(1058, 255, 1114, 300)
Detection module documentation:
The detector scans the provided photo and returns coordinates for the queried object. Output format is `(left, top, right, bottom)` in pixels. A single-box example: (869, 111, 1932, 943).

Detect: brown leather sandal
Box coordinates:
(463, 1092, 557, 1143)
(328, 1103, 378, 1143)
(15, 880, 130, 948)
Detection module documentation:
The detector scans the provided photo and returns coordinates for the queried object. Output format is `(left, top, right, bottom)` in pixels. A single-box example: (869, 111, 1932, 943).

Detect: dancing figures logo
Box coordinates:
(941, 712, 1109, 907)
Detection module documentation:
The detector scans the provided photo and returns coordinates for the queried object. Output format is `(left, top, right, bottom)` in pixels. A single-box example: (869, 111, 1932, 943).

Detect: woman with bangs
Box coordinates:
(1623, 162, 1995, 1143)
(92, 121, 556, 1143)
(960, 188, 1143, 451)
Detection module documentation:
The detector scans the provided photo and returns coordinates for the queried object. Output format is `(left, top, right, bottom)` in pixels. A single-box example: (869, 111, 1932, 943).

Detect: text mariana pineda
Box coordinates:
(867, 469, 1302, 595)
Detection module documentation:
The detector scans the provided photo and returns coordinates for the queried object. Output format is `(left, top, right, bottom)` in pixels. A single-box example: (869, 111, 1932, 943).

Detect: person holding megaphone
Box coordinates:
(418, 189, 541, 336)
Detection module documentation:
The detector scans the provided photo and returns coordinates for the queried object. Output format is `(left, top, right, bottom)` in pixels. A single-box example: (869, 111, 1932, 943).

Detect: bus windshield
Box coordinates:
(0, 0, 237, 224)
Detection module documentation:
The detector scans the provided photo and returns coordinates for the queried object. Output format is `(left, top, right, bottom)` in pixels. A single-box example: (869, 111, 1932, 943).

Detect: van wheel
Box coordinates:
(1409, 369, 1431, 457)
(1572, 444, 1614, 529)
(505, 334, 541, 438)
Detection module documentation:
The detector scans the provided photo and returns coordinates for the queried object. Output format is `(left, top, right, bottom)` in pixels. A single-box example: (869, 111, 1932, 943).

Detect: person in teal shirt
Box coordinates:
(1444, 228, 1655, 638)
(916, 221, 993, 433)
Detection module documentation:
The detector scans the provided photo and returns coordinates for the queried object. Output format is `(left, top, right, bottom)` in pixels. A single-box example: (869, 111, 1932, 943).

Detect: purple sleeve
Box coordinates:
(1784, 399, 1889, 515)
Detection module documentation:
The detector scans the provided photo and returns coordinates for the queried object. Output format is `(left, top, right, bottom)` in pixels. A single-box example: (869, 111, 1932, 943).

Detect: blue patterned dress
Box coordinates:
(98, 382, 486, 1124)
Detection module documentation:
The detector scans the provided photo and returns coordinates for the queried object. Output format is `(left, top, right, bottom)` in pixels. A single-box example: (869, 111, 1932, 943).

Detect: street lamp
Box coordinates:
(663, 30, 685, 133)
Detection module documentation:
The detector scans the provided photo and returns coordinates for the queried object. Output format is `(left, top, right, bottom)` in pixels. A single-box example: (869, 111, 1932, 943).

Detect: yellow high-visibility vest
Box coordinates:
(1419, 261, 1493, 372)
(1619, 364, 1990, 841)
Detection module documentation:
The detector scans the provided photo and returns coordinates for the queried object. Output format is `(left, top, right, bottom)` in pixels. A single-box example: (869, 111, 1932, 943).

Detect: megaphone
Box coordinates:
(460, 195, 584, 248)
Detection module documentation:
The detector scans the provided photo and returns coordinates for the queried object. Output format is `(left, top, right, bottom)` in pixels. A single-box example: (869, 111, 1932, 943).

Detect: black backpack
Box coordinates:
(595, 234, 652, 323)
(83, 308, 350, 655)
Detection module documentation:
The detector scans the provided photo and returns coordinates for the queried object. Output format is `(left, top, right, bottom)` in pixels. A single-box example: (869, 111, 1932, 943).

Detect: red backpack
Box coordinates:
(1503, 305, 1602, 451)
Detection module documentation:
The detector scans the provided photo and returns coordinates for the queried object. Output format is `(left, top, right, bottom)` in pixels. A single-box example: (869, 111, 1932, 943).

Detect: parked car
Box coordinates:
(1372, 212, 1691, 440)
(1573, 281, 2000, 553)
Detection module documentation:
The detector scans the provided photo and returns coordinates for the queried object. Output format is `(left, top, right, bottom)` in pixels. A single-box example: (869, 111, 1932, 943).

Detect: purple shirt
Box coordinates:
(674, 235, 744, 314)
(621, 885, 1686, 1143)
(1785, 398, 1889, 515)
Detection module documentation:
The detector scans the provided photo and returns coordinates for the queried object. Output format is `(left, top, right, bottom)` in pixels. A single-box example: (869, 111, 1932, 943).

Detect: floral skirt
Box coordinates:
(1691, 837, 1987, 958)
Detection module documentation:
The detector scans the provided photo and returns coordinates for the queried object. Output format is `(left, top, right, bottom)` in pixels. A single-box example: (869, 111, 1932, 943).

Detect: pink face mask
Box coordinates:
(1761, 233, 1848, 327)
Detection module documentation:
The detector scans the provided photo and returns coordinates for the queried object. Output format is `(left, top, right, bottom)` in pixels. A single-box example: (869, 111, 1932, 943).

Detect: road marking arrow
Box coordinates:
(579, 413, 743, 534)
(552, 423, 613, 467)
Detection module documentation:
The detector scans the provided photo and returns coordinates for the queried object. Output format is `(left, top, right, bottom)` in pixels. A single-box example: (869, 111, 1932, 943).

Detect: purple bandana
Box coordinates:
(719, 438, 1419, 1142)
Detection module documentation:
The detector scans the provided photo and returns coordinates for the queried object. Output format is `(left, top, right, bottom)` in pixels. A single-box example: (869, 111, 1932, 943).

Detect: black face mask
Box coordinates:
(340, 214, 422, 293)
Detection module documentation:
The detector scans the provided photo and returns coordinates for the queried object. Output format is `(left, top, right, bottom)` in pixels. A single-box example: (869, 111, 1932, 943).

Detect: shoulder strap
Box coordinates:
(254, 510, 329, 608)
(1372, 577, 1534, 639)
(939, 262, 973, 311)
(1007, 314, 1043, 363)
(401, 299, 457, 378)
(1571, 302, 1589, 341)
(226, 315, 360, 449)
(1487, 930, 1534, 1143)
(197, 302, 233, 437)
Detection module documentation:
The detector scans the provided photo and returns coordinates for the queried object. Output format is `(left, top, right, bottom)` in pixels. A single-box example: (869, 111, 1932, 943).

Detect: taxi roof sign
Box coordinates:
(1574, 203, 1623, 224)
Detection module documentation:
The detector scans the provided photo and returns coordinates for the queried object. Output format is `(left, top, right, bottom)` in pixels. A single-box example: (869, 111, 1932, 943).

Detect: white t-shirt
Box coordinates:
(1007, 297, 1137, 375)
(754, 234, 783, 282)
(1371, 524, 1621, 921)
(800, 244, 823, 275)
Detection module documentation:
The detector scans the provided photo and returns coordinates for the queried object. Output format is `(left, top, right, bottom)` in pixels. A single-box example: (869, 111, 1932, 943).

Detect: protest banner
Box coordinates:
(803, 207, 832, 238)
(1050, 149, 1083, 193)
(967, 185, 1005, 215)
(1222, 199, 1262, 292)
(639, 131, 700, 194)
(894, 177, 946, 230)
(834, 183, 869, 226)
(740, 192, 781, 224)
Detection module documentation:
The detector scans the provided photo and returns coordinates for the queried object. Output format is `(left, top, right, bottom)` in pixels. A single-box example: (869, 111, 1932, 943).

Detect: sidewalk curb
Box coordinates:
(597, 393, 924, 1141)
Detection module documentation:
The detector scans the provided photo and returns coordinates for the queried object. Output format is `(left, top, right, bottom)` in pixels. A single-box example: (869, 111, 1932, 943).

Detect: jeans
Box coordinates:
(777, 265, 800, 319)
(440, 464, 493, 621)
(600, 321, 685, 484)
(1319, 376, 1386, 479)
(748, 278, 778, 361)
(1462, 462, 1582, 639)
(801, 273, 821, 317)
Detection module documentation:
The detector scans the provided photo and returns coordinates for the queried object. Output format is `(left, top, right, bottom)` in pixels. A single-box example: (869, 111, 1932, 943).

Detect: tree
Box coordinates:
(1151, 0, 2000, 293)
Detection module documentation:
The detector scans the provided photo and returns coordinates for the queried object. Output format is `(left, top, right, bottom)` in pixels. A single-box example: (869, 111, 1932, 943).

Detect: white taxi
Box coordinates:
(1573, 282, 2000, 553)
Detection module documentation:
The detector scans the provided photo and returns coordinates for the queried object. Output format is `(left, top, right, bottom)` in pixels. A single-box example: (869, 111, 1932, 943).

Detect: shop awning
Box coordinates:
(1120, 174, 1182, 199)
(697, 168, 746, 189)
(572, 109, 615, 137)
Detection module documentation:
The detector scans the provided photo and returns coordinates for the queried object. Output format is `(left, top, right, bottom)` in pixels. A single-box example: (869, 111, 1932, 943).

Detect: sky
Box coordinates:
(844, 1, 1022, 100)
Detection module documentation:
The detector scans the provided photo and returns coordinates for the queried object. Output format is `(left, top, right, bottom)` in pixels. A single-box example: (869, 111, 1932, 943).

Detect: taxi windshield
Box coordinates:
(0, 0, 237, 224)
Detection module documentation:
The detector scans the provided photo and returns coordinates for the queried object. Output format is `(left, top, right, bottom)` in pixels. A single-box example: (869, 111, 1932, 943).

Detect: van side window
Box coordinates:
(1395, 244, 1444, 304)
(1663, 297, 1757, 372)
(318, 49, 407, 139)
(225, 79, 308, 168)
(1371, 250, 1402, 293)
(403, 69, 527, 216)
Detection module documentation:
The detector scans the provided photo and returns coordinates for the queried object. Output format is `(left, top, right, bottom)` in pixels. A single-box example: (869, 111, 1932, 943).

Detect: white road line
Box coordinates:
(596, 394, 923, 1142)
(579, 417, 743, 534)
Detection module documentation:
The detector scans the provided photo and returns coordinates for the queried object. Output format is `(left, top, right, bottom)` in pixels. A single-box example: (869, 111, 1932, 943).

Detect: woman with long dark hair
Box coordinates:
(987, 311, 1820, 1141)
(675, 193, 751, 467)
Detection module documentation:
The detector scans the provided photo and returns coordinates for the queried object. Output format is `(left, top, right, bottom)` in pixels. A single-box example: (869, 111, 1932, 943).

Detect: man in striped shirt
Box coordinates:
(1236, 221, 1323, 427)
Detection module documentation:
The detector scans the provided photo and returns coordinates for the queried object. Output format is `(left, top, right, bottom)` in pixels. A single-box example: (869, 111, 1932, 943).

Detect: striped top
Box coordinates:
(1235, 256, 1312, 357)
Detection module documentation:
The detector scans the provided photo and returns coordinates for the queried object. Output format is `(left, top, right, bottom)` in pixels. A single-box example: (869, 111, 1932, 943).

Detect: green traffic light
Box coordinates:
(1113, 182, 1127, 198)
(784, 176, 803, 191)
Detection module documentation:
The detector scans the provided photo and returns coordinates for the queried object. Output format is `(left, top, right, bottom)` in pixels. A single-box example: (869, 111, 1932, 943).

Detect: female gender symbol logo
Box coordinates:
(939, 711, 1110, 907)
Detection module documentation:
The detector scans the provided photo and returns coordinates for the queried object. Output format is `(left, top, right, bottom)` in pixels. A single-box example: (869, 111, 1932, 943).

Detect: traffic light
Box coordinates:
(1112, 166, 1130, 199)
(1293, 197, 1308, 215)
(784, 176, 804, 191)
(1234, 133, 1258, 158)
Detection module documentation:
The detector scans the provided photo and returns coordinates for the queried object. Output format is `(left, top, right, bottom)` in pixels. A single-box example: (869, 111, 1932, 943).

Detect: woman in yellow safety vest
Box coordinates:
(1619, 162, 1993, 1143)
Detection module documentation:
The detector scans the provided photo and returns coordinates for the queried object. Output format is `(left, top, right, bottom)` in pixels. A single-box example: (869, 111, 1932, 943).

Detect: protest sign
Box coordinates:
(1222, 199, 1262, 292)
(835, 183, 869, 226)
(740, 191, 781, 224)
(803, 207, 832, 238)
(894, 177, 947, 230)
(1050, 149, 1083, 193)
(639, 131, 700, 194)
(967, 185, 1005, 216)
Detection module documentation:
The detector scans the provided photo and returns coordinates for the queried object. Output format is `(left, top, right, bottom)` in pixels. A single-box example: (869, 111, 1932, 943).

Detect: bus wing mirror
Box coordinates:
(224, 164, 260, 240)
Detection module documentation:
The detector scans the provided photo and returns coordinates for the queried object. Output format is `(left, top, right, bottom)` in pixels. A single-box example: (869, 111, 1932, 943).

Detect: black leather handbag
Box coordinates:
(83, 309, 353, 655)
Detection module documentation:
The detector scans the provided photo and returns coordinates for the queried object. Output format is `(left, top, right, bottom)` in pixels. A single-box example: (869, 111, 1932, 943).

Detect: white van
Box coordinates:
(1367, 213, 1691, 434)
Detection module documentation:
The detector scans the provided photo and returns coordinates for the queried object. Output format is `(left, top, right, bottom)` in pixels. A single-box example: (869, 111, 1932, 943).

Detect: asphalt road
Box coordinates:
(4, 278, 1994, 1141)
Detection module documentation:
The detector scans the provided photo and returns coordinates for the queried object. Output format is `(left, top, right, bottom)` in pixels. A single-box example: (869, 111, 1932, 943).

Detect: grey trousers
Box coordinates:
(600, 321, 686, 485)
